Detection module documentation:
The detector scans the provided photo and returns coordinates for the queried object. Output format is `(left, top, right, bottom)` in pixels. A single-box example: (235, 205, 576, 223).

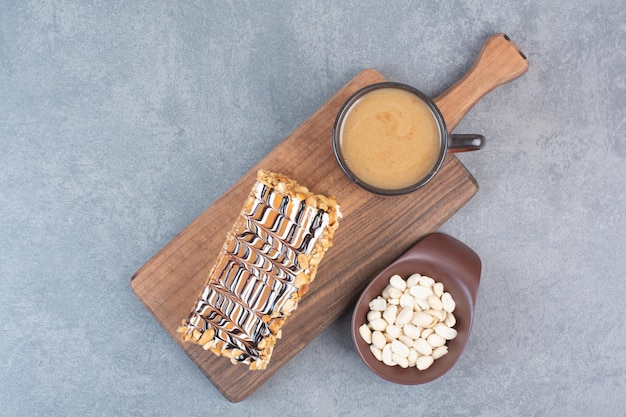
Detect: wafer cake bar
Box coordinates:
(178, 169, 341, 370)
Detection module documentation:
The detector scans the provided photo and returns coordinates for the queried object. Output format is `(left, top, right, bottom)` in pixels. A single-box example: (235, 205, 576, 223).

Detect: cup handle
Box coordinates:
(448, 134, 485, 153)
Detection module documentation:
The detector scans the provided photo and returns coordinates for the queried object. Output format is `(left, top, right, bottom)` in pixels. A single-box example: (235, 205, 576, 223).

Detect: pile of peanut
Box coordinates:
(359, 273, 457, 370)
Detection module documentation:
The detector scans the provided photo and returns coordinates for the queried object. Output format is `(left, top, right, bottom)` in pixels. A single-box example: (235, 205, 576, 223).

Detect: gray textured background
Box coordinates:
(1, 1, 625, 416)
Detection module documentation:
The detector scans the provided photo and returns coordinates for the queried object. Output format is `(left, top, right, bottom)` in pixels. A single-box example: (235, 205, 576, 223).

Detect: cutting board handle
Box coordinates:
(434, 33, 529, 131)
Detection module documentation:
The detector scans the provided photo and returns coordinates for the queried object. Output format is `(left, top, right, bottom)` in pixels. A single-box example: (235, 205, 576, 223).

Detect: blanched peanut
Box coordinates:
(434, 323, 457, 340)
(385, 324, 402, 339)
(427, 333, 446, 348)
(359, 324, 372, 344)
(413, 337, 433, 356)
(367, 310, 381, 322)
(416, 355, 434, 370)
(428, 295, 443, 311)
(419, 276, 435, 287)
(442, 292, 456, 313)
(369, 296, 386, 311)
(370, 345, 383, 361)
(369, 318, 387, 331)
(398, 335, 414, 348)
(358, 272, 458, 372)
(402, 324, 421, 340)
(412, 312, 435, 327)
(393, 353, 409, 368)
(381, 285, 391, 300)
(395, 308, 413, 326)
(388, 287, 403, 300)
(433, 282, 444, 298)
(421, 328, 434, 339)
(427, 308, 446, 322)
(400, 293, 414, 310)
(371, 330, 386, 350)
(391, 340, 410, 358)
(389, 274, 407, 291)
(410, 285, 433, 300)
(406, 273, 421, 288)
(432, 345, 449, 360)
(414, 297, 431, 311)
(408, 348, 419, 367)
(382, 304, 398, 326)
(444, 312, 456, 328)
(382, 343, 394, 366)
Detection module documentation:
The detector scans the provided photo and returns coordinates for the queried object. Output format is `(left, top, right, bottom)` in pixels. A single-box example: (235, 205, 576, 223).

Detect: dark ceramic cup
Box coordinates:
(333, 82, 484, 196)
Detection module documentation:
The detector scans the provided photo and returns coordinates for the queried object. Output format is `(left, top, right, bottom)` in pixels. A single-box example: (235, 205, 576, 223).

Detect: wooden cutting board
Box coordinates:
(131, 34, 528, 402)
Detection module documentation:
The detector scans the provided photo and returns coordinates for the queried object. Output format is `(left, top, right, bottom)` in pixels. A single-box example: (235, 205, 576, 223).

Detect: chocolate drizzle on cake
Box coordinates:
(178, 170, 341, 370)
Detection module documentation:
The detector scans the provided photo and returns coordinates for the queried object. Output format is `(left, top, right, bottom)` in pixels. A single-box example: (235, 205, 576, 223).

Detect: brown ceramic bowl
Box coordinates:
(351, 233, 481, 384)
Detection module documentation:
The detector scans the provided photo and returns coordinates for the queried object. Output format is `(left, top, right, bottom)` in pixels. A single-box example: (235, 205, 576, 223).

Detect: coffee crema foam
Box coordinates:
(339, 88, 442, 191)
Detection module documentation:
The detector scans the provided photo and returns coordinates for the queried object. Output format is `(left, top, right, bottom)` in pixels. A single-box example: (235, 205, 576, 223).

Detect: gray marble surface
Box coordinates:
(1, 1, 625, 416)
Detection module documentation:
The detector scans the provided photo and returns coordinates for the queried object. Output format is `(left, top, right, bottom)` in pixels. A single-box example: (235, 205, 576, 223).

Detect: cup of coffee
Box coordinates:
(332, 82, 484, 195)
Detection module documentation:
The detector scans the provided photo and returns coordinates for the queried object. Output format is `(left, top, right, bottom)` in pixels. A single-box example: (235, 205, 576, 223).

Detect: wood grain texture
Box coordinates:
(435, 33, 529, 130)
